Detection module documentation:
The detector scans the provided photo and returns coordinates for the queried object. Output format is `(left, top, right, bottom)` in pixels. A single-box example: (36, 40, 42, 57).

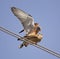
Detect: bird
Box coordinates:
(11, 7, 43, 48)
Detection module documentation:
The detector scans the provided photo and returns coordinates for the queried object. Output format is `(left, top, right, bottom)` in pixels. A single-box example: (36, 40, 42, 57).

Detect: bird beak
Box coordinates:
(37, 27, 40, 31)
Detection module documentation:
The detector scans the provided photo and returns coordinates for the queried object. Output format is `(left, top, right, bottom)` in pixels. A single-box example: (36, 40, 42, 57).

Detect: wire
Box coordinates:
(0, 26, 60, 58)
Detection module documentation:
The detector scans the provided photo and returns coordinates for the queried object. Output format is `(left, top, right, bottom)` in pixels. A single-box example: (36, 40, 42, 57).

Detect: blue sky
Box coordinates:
(0, 0, 60, 59)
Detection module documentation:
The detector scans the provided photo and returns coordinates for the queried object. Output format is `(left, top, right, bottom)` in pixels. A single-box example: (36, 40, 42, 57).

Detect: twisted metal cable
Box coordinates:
(0, 26, 60, 58)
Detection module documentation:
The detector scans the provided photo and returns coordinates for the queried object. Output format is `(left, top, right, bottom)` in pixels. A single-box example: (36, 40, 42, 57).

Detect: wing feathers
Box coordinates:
(11, 7, 34, 34)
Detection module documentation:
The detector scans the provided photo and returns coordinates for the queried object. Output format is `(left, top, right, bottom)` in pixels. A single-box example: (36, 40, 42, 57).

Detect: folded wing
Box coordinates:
(11, 7, 34, 34)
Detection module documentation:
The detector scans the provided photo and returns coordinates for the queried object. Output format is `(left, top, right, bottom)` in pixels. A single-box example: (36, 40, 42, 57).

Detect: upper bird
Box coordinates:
(11, 7, 43, 48)
(11, 7, 41, 35)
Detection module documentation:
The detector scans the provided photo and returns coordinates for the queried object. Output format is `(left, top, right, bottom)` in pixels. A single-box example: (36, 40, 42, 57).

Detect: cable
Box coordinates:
(0, 26, 60, 58)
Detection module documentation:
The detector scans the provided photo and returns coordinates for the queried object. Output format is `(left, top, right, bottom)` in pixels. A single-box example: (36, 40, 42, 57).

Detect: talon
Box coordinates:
(17, 38, 20, 41)
(19, 29, 24, 33)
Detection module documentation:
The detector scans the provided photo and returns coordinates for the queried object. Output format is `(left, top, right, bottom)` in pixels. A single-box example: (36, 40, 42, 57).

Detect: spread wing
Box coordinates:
(11, 7, 34, 34)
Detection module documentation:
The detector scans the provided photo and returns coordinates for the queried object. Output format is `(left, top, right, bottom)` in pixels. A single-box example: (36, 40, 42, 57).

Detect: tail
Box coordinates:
(19, 42, 29, 48)
(20, 44, 24, 48)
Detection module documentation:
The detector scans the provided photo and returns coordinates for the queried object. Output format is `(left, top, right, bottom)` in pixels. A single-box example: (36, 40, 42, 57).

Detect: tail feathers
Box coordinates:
(20, 44, 24, 48)
(23, 42, 28, 47)
(19, 42, 28, 48)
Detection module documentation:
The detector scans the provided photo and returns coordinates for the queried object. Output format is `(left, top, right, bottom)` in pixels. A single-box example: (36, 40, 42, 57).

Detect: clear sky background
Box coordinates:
(0, 0, 60, 59)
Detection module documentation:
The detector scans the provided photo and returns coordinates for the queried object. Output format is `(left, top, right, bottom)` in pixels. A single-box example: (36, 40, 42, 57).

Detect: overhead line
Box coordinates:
(0, 26, 60, 58)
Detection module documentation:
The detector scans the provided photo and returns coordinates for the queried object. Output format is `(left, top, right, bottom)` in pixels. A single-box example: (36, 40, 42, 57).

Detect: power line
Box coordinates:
(0, 26, 60, 58)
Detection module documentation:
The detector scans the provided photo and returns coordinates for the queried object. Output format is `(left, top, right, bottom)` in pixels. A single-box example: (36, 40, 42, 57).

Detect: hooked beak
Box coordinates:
(36, 27, 41, 34)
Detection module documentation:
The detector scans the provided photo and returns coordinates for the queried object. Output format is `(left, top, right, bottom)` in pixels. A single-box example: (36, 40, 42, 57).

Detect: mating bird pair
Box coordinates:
(11, 7, 43, 48)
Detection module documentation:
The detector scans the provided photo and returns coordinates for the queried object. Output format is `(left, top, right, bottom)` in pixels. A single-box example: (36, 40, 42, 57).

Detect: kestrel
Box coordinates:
(11, 7, 43, 48)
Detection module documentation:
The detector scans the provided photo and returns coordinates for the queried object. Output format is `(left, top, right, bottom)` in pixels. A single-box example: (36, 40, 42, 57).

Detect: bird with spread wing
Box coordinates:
(11, 7, 43, 48)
